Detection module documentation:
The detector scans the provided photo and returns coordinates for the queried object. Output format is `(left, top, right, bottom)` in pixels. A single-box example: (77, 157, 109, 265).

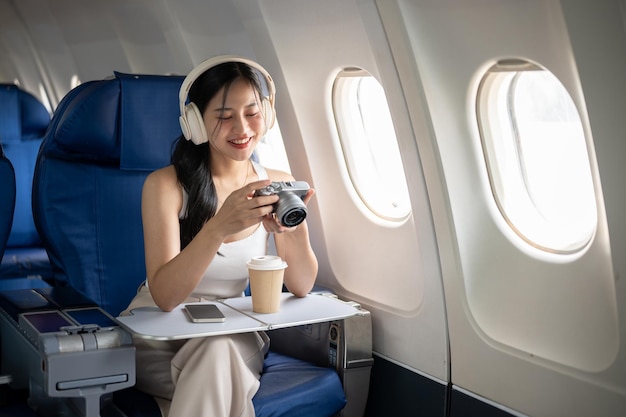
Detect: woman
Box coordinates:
(122, 57, 318, 416)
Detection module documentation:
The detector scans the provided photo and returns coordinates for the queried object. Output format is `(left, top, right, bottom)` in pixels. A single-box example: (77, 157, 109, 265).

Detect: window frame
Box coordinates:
(476, 59, 598, 254)
(332, 67, 411, 223)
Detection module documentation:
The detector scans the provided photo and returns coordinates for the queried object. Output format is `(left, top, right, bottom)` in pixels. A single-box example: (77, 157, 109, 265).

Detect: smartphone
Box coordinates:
(183, 304, 226, 323)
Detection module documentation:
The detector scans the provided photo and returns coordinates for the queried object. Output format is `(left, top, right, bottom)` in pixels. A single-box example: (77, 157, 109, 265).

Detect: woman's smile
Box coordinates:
(229, 136, 253, 149)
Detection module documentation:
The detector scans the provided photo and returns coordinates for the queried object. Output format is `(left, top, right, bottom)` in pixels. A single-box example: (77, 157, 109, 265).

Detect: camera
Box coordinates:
(254, 181, 310, 227)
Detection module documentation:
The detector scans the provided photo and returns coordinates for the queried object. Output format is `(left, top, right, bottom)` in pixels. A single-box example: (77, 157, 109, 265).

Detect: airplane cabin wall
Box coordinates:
(374, 0, 625, 416)
(254, 0, 450, 386)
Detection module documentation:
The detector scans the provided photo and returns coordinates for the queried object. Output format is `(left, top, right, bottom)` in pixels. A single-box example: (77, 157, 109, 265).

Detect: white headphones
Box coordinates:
(178, 55, 276, 145)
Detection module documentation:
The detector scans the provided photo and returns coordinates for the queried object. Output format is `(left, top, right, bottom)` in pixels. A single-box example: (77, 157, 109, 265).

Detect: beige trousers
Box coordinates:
(121, 285, 269, 417)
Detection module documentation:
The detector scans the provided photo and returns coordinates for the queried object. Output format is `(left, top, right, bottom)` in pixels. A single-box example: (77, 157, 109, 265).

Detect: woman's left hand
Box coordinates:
(262, 188, 315, 233)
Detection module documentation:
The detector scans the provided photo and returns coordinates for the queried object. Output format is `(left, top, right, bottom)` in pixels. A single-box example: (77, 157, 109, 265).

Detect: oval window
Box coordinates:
(477, 60, 597, 253)
(332, 68, 411, 221)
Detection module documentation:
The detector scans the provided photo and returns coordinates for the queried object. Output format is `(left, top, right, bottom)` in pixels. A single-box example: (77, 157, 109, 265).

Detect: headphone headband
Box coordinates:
(178, 55, 276, 123)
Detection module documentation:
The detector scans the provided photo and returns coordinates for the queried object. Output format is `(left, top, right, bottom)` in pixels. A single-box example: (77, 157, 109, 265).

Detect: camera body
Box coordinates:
(255, 181, 310, 227)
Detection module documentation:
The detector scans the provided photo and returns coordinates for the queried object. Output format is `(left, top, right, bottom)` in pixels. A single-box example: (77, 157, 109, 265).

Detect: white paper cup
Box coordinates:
(246, 256, 287, 313)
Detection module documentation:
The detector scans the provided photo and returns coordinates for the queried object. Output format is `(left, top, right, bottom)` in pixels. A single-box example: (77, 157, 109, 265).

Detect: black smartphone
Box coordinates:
(183, 304, 226, 323)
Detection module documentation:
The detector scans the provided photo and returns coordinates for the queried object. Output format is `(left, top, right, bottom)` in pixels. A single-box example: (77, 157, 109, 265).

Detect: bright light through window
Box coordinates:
(71, 74, 82, 89)
(38, 83, 53, 115)
(255, 121, 291, 174)
(478, 60, 597, 253)
(333, 69, 411, 221)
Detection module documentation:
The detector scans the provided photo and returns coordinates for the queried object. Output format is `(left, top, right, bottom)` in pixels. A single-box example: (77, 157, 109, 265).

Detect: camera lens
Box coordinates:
(275, 192, 307, 227)
(281, 207, 307, 227)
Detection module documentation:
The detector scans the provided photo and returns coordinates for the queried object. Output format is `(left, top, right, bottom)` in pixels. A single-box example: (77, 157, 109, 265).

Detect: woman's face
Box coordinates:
(202, 78, 267, 162)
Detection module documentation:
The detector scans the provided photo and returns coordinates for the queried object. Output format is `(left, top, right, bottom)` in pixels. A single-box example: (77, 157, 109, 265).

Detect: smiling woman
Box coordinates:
(124, 56, 318, 416)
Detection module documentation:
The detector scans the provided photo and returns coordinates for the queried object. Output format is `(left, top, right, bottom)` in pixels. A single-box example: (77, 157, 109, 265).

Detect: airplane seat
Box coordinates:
(32, 73, 179, 314)
(0, 84, 53, 287)
(0, 146, 49, 291)
(0, 147, 49, 417)
(29, 71, 348, 417)
(0, 146, 15, 267)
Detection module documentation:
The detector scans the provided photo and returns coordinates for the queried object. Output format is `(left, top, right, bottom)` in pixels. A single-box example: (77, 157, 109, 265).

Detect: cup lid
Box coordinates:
(246, 255, 288, 270)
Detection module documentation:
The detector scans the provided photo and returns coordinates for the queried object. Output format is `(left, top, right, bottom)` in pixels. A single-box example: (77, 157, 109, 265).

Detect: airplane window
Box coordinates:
(38, 83, 53, 115)
(71, 74, 82, 89)
(333, 69, 411, 221)
(255, 121, 292, 173)
(477, 60, 597, 253)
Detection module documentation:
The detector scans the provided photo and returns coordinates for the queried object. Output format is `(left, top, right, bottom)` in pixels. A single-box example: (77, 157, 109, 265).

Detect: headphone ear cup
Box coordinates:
(261, 98, 275, 134)
(183, 102, 208, 145)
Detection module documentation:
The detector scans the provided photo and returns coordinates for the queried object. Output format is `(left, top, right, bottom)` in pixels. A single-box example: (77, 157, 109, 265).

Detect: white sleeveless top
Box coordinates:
(180, 161, 269, 300)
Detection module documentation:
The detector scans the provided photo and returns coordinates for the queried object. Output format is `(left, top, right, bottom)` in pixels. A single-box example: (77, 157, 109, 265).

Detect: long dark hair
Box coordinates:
(173, 61, 264, 249)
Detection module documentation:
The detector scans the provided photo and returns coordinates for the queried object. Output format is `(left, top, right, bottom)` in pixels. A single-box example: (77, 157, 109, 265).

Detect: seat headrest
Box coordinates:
(47, 72, 185, 171)
(0, 84, 50, 143)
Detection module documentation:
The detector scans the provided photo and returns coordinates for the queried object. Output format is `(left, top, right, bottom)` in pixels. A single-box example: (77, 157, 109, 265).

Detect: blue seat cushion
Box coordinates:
(0, 154, 15, 261)
(253, 351, 346, 417)
(113, 351, 346, 417)
(2, 139, 42, 248)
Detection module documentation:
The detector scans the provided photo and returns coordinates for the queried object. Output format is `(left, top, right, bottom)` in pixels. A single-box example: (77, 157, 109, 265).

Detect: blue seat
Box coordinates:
(0, 84, 53, 282)
(32, 72, 346, 417)
(32, 74, 176, 314)
(0, 140, 50, 291)
(0, 147, 47, 417)
(0, 145, 15, 264)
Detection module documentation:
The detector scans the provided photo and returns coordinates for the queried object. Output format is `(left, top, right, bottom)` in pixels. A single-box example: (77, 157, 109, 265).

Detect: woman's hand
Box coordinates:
(209, 179, 280, 240)
(262, 188, 315, 234)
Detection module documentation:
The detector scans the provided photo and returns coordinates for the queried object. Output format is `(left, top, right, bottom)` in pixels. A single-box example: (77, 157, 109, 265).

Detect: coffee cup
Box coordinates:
(246, 256, 288, 313)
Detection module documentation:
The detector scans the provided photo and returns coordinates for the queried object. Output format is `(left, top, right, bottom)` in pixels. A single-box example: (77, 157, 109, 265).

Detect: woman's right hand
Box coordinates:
(208, 179, 279, 240)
